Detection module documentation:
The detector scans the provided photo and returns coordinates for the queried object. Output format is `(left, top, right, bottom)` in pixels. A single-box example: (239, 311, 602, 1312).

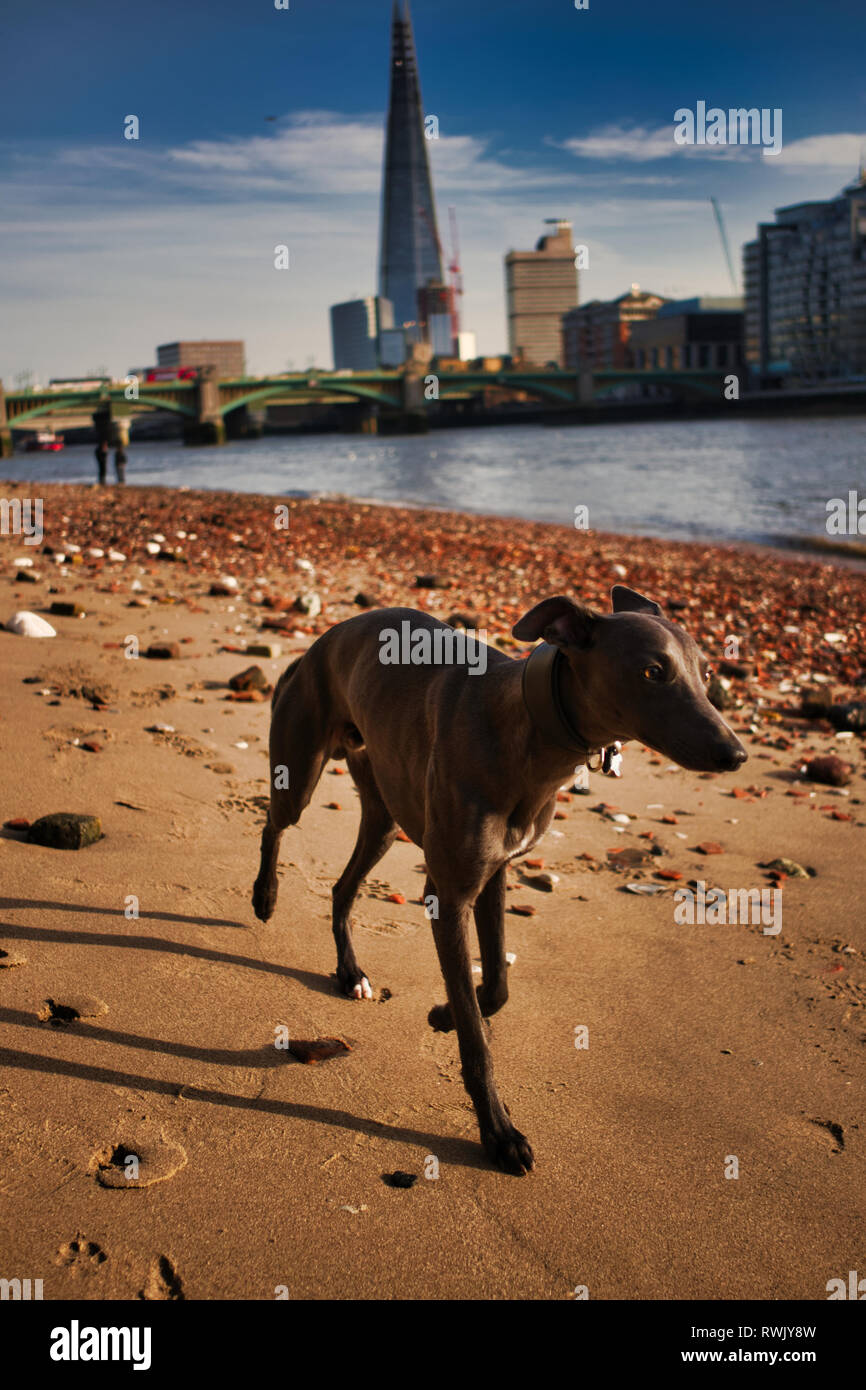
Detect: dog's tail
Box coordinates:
(267, 645, 336, 830)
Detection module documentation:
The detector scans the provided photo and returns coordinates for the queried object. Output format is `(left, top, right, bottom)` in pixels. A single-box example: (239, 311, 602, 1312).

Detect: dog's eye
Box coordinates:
(642, 664, 665, 682)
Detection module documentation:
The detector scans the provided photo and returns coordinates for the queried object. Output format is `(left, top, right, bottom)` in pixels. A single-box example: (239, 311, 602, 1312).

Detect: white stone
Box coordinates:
(5, 610, 56, 637)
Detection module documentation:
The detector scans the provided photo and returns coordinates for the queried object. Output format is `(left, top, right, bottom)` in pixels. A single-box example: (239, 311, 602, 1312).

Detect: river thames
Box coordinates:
(5, 413, 866, 549)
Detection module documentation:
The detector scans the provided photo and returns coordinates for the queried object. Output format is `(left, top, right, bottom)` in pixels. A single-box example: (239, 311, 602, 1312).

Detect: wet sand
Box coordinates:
(0, 481, 864, 1300)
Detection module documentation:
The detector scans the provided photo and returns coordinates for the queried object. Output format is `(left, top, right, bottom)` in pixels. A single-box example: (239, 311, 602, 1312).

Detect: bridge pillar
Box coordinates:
(186, 365, 226, 445)
(379, 361, 431, 434)
(0, 381, 13, 458)
(578, 371, 594, 405)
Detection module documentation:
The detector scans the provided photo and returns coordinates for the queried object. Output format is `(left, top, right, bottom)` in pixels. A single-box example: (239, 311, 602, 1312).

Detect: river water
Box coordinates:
(5, 415, 866, 549)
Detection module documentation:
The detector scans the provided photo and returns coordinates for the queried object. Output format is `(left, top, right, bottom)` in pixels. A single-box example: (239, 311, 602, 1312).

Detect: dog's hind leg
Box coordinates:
(252, 811, 286, 923)
(428, 865, 508, 1030)
(331, 753, 398, 999)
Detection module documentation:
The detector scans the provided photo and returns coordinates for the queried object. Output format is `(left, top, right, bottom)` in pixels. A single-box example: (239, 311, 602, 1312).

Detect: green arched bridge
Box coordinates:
(0, 365, 729, 452)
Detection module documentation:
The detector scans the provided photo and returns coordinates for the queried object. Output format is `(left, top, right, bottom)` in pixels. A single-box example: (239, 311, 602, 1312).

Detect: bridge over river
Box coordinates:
(0, 363, 728, 455)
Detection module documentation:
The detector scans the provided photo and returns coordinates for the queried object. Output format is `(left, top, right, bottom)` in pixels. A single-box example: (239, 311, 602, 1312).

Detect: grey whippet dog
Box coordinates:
(252, 586, 747, 1175)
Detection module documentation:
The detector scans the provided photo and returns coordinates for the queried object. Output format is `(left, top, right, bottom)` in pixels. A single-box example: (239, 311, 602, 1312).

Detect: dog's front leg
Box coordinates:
(429, 900, 534, 1176)
(428, 866, 508, 1027)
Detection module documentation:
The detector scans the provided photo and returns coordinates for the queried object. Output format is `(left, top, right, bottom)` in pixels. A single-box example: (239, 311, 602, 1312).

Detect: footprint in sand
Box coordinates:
(91, 1130, 187, 1189)
(139, 1255, 184, 1301)
(56, 1236, 108, 1273)
(810, 1118, 845, 1153)
(0, 947, 27, 969)
(38, 994, 108, 1026)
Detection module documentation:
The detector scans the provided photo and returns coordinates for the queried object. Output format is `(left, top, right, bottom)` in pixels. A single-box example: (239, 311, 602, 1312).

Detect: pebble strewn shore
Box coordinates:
(4, 481, 865, 693)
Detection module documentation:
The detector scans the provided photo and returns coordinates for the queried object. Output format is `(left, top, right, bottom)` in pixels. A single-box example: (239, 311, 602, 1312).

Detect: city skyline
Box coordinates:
(2, 0, 866, 381)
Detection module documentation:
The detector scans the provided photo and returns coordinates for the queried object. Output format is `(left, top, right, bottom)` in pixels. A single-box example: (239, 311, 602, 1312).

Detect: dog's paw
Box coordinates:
(483, 1125, 535, 1176)
(337, 968, 373, 1001)
(251, 881, 276, 922)
(427, 1002, 454, 1032)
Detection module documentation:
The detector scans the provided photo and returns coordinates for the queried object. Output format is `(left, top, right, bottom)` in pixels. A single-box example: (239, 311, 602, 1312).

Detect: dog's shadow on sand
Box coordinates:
(0, 897, 489, 1173)
(0, 895, 335, 996)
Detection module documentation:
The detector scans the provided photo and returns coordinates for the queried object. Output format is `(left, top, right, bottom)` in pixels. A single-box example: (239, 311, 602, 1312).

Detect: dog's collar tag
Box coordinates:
(602, 741, 623, 777)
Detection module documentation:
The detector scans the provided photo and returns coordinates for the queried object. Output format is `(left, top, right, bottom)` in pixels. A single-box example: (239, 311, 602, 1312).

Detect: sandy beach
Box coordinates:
(1, 480, 864, 1301)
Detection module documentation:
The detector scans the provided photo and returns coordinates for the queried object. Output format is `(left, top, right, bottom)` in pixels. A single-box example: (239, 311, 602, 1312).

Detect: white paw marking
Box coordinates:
(352, 977, 373, 1000)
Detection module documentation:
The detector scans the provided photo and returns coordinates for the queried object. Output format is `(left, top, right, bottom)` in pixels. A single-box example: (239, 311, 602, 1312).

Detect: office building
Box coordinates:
(562, 286, 666, 370)
(630, 297, 744, 371)
(330, 297, 394, 370)
(156, 341, 246, 377)
(743, 173, 866, 385)
(505, 220, 578, 366)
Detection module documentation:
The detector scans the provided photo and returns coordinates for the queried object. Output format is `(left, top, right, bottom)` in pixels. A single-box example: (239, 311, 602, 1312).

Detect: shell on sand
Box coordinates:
(5, 611, 57, 638)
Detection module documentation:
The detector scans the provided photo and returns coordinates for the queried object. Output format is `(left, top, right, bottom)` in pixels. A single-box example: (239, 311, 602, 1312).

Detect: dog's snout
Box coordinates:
(716, 742, 747, 772)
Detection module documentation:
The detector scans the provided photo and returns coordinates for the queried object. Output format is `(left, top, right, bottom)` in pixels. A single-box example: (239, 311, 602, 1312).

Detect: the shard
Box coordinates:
(378, 1, 444, 336)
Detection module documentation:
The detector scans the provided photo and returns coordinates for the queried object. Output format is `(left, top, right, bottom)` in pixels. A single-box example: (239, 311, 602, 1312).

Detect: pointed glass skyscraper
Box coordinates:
(378, 1, 444, 337)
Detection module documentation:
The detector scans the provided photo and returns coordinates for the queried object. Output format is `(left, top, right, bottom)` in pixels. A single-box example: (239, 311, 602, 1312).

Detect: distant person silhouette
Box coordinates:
(114, 445, 127, 484)
(95, 440, 109, 485)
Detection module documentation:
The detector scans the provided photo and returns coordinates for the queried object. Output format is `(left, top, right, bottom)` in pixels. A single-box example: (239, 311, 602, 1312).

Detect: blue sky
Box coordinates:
(2, 0, 865, 380)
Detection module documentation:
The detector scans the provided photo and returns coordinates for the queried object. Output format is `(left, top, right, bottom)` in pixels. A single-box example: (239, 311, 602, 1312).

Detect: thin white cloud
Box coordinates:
(166, 113, 384, 194)
(560, 124, 677, 162)
(774, 131, 866, 169)
(559, 122, 748, 163)
(25, 114, 574, 204)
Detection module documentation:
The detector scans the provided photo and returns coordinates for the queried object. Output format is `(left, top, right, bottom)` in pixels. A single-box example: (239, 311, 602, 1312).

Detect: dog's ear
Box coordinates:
(611, 585, 662, 617)
(512, 596, 597, 649)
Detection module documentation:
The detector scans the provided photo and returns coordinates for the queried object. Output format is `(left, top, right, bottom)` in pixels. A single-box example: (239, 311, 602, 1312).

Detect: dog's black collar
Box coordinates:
(521, 642, 596, 759)
(520, 642, 623, 776)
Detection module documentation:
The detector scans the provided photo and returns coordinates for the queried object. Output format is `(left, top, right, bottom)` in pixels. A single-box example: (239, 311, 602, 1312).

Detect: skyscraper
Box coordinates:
(505, 219, 578, 366)
(378, 2, 444, 339)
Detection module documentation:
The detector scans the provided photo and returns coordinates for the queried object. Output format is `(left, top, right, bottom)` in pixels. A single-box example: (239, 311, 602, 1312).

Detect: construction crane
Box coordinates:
(710, 196, 738, 294)
(417, 203, 461, 346)
(447, 206, 463, 340)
